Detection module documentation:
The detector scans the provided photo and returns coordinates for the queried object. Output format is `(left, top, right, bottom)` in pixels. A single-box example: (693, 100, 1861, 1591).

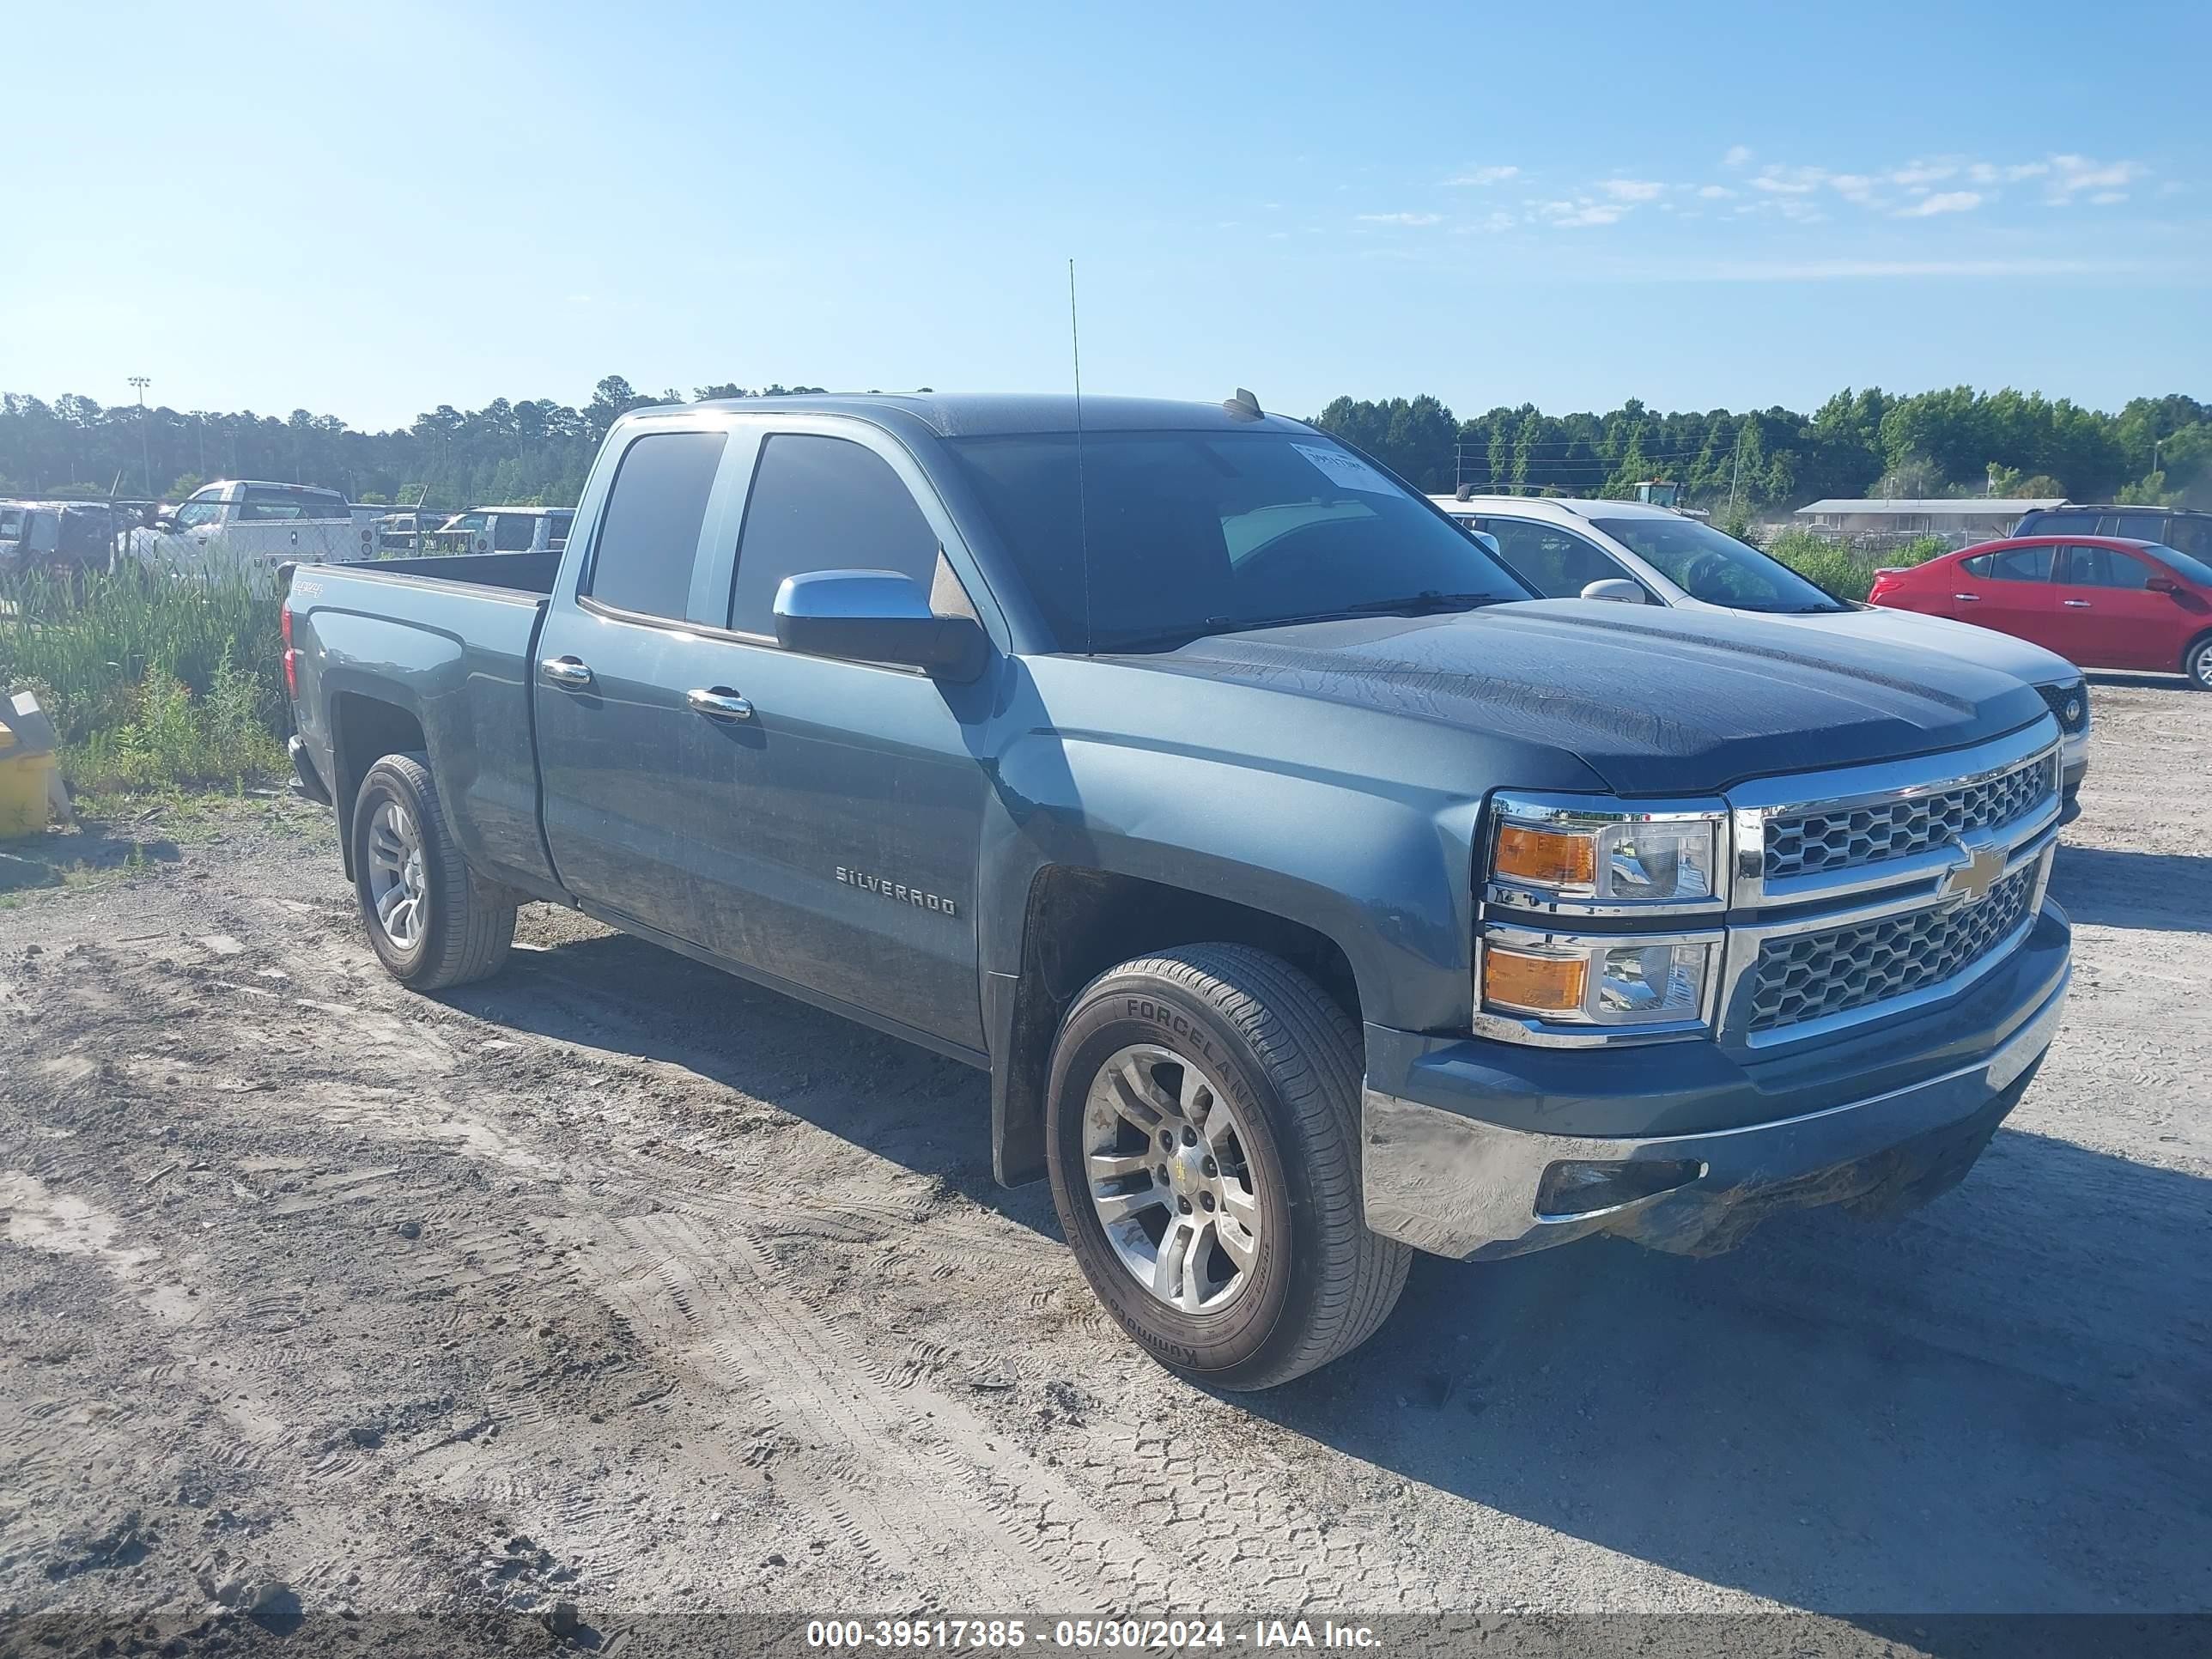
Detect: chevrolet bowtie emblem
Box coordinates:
(1944, 840, 2007, 905)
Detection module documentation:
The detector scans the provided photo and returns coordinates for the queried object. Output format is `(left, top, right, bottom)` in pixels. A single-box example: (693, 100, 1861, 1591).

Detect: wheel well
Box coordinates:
(994, 866, 1361, 1185)
(330, 694, 427, 878)
(2185, 629, 2212, 673)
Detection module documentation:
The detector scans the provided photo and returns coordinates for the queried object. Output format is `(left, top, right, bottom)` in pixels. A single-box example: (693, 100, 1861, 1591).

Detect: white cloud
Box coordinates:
(1722, 144, 1753, 168)
(2047, 155, 2143, 201)
(1753, 166, 1826, 194)
(1688, 256, 2146, 281)
(1828, 173, 1879, 204)
(1355, 211, 1443, 226)
(2090, 191, 2128, 205)
(1445, 165, 1519, 186)
(1599, 178, 1666, 202)
(1897, 191, 1984, 217)
(1697, 184, 1736, 199)
(1537, 199, 1629, 228)
(1889, 160, 1960, 187)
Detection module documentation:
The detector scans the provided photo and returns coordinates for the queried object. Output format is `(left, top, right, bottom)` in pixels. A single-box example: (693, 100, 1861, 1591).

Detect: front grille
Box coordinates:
(1747, 865, 2038, 1033)
(1763, 752, 2057, 882)
(2037, 679, 2089, 735)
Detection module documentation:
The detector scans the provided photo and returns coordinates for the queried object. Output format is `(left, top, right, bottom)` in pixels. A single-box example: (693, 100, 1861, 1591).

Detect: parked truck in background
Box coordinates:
(282, 392, 2073, 1389)
(125, 479, 375, 576)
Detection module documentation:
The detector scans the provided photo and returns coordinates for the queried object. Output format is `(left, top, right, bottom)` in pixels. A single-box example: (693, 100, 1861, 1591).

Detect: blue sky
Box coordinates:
(7, 0, 2207, 430)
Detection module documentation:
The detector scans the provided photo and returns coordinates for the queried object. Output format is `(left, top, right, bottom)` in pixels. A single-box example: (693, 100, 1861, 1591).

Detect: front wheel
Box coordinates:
(1043, 945, 1410, 1390)
(350, 752, 515, 990)
(2185, 633, 2212, 690)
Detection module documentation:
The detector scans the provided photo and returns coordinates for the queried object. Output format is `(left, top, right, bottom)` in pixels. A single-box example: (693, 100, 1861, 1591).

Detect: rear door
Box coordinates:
(2051, 542, 2174, 669)
(532, 422, 742, 945)
(1948, 543, 2061, 647)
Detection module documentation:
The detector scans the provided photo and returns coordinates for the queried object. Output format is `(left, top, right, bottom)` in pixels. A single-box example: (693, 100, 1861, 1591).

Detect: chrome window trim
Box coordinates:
(1475, 920, 1724, 1047)
(1718, 832, 2057, 1050)
(1726, 720, 2063, 910)
(1486, 791, 1732, 919)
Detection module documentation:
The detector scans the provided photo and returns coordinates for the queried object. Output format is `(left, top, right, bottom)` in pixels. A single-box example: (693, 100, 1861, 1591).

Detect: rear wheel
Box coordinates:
(1043, 945, 1410, 1390)
(2185, 633, 2212, 690)
(349, 753, 514, 990)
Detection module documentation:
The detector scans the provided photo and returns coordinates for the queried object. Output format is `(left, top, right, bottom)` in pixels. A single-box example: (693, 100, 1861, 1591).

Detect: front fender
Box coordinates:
(981, 726, 1481, 1035)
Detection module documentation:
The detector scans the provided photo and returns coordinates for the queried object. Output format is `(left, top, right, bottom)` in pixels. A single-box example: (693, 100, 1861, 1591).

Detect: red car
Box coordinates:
(1870, 535, 2212, 688)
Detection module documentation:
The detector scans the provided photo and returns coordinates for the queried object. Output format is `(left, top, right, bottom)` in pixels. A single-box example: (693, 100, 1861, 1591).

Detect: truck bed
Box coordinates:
(285, 553, 559, 894)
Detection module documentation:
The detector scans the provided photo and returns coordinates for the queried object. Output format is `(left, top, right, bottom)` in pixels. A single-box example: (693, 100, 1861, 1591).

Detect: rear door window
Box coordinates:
(1962, 545, 2054, 581)
(2022, 510, 2097, 537)
(2160, 517, 2212, 560)
(584, 430, 729, 620)
(728, 434, 942, 635)
(1481, 517, 1633, 599)
(2097, 513, 2164, 540)
(491, 513, 537, 552)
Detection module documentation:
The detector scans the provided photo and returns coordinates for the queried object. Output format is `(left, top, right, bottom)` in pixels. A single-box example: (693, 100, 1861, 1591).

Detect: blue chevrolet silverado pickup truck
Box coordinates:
(283, 392, 2072, 1389)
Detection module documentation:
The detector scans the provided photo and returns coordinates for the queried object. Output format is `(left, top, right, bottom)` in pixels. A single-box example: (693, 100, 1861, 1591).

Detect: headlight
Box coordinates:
(1480, 927, 1717, 1035)
(1478, 792, 1730, 1045)
(1486, 795, 1729, 911)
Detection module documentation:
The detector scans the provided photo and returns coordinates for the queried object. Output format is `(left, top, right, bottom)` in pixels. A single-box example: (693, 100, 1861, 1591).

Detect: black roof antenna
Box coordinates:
(1224, 387, 1264, 421)
(1069, 259, 1094, 653)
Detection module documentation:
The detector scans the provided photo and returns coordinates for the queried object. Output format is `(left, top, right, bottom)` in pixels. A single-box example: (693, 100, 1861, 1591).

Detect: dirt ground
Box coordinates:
(2, 678, 2207, 1656)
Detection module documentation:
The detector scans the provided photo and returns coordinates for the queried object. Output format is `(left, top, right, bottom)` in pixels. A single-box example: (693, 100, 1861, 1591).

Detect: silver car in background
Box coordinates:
(1436, 495, 2093, 806)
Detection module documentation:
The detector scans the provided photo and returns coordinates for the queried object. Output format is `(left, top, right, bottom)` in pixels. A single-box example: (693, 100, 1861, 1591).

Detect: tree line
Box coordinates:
(1316, 388, 2208, 512)
(3, 374, 2204, 514)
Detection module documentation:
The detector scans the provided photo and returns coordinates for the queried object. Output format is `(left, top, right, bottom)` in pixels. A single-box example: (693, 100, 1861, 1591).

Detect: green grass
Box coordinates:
(0, 565, 289, 794)
(1763, 531, 1949, 603)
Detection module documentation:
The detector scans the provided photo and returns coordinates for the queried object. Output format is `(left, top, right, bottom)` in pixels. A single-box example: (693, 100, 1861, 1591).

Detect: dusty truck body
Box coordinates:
(283, 393, 2072, 1389)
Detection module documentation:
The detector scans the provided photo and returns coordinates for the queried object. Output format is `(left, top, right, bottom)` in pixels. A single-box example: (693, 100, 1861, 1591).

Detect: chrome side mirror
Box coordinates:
(773, 569, 988, 680)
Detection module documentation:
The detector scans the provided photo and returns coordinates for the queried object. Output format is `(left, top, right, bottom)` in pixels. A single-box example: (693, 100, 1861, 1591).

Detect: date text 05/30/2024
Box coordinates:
(805, 1620, 1382, 1650)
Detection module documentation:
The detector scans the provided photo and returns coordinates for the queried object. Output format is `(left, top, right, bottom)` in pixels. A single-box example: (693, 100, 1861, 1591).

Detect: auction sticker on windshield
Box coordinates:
(1291, 444, 1397, 496)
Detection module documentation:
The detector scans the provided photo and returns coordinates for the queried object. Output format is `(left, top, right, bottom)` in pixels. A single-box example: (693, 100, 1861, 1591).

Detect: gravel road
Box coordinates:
(2, 679, 2206, 1656)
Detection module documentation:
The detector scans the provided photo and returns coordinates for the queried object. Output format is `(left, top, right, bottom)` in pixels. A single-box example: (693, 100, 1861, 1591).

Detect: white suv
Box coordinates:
(1436, 495, 2092, 804)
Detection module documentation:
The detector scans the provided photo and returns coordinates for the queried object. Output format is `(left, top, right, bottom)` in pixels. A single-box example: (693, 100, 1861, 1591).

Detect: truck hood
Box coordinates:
(1769, 604, 2083, 687)
(1127, 599, 2052, 797)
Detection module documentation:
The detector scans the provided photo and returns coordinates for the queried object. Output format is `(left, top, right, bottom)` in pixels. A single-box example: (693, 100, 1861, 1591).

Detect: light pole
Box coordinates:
(128, 376, 152, 497)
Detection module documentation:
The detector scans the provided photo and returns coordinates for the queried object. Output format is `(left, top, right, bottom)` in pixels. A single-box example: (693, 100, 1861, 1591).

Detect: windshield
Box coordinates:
(2144, 543, 2212, 587)
(948, 430, 1528, 650)
(1590, 516, 1849, 614)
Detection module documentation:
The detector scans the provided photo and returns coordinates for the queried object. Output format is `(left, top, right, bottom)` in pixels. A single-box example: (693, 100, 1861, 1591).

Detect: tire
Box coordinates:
(2185, 633, 2212, 691)
(349, 752, 515, 990)
(1043, 944, 1410, 1390)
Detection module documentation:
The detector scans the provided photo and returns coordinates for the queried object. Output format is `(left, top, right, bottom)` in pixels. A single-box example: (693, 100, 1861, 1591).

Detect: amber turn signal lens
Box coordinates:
(1484, 947, 1588, 1014)
(1494, 824, 1597, 889)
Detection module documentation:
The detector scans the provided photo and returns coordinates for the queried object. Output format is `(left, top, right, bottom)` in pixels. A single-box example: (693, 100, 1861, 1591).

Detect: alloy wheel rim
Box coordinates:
(365, 799, 428, 950)
(2196, 649, 2212, 687)
(1083, 1043, 1263, 1315)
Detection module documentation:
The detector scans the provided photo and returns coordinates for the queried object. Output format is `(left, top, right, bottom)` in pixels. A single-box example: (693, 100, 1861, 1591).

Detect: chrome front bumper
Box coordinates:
(1363, 965, 2069, 1262)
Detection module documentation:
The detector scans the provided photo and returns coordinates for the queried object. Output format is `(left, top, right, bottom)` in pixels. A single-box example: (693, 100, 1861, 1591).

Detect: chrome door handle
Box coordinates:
(1952, 592, 1980, 601)
(2062, 599, 2092, 607)
(540, 655, 594, 688)
(686, 687, 754, 721)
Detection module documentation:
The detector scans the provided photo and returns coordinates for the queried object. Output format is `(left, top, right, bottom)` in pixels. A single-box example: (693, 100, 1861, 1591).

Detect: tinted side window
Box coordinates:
(1482, 518, 1630, 599)
(1975, 545, 2054, 582)
(730, 434, 940, 634)
(2023, 510, 2097, 537)
(2098, 513, 2162, 539)
(586, 430, 728, 619)
(2059, 544, 2154, 589)
(491, 514, 536, 551)
(2161, 518, 2211, 559)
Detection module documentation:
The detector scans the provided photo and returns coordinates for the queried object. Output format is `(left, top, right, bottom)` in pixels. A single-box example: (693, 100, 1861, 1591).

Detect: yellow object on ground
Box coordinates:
(0, 750, 56, 838)
(0, 690, 62, 838)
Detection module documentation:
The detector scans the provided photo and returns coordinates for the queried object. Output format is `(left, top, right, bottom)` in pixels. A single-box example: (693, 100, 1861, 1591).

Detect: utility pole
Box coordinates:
(1727, 429, 1745, 520)
(128, 376, 152, 496)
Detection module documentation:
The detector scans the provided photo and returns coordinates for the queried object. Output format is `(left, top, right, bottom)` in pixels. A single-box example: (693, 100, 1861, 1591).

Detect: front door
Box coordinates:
(672, 423, 993, 1052)
(2051, 542, 2178, 670)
